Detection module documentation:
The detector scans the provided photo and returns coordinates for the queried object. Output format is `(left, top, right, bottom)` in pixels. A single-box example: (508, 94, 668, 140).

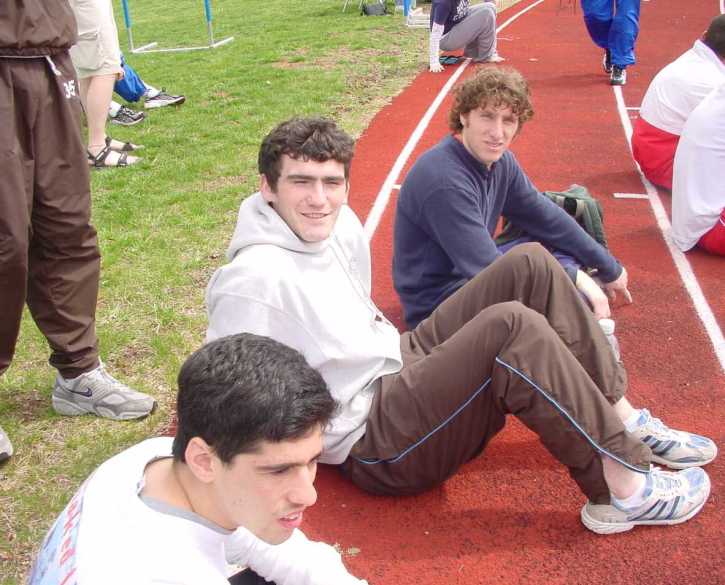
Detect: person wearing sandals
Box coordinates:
(0, 0, 157, 463)
(67, 0, 142, 168)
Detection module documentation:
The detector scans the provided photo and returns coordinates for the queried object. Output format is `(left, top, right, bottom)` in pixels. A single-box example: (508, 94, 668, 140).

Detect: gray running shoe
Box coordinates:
(581, 466, 710, 534)
(630, 409, 717, 469)
(52, 365, 156, 421)
(0, 425, 13, 463)
(111, 105, 146, 126)
(610, 65, 627, 86)
(144, 89, 186, 109)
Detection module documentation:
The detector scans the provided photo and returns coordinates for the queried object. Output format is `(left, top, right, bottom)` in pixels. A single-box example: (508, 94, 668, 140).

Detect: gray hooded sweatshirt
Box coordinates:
(206, 193, 403, 464)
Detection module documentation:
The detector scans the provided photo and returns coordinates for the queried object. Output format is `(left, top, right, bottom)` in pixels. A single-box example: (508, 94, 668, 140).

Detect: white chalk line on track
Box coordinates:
(613, 86, 725, 374)
(362, 0, 546, 240)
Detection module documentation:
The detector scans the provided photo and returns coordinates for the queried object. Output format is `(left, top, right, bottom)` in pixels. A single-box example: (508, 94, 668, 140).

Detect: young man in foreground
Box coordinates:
(206, 117, 717, 535)
(394, 68, 625, 329)
(29, 333, 366, 585)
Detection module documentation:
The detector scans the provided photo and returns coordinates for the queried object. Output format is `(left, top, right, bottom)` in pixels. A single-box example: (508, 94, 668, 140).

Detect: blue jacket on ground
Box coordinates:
(393, 135, 621, 328)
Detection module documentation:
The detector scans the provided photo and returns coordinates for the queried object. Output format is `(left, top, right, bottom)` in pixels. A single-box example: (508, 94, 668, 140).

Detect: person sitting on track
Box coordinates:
(428, 0, 503, 74)
(671, 82, 725, 256)
(632, 14, 725, 191)
(28, 333, 367, 585)
(393, 67, 626, 329)
(205, 116, 717, 536)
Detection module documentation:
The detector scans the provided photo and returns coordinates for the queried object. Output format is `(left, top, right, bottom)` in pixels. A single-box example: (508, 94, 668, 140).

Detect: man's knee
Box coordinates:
(501, 242, 559, 274)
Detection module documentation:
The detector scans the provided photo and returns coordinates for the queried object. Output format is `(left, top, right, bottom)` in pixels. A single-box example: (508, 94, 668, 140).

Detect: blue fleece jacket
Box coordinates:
(429, 0, 470, 34)
(393, 135, 621, 328)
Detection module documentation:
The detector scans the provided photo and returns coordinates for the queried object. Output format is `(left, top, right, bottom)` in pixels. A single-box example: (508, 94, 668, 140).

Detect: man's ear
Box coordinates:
(459, 112, 469, 130)
(184, 437, 218, 484)
(260, 174, 276, 204)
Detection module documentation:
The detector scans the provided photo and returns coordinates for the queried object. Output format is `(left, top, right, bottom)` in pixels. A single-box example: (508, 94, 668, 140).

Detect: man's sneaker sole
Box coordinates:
(52, 395, 156, 420)
(111, 115, 145, 126)
(144, 95, 186, 109)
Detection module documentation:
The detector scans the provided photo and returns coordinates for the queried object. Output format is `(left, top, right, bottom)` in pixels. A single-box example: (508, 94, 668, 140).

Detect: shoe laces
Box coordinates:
(649, 468, 685, 498)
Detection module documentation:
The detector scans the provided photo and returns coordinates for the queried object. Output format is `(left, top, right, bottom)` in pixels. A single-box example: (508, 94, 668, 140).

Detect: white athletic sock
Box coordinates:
(144, 85, 160, 99)
(108, 100, 122, 117)
(623, 409, 646, 433)
(610, 472, 649, 511)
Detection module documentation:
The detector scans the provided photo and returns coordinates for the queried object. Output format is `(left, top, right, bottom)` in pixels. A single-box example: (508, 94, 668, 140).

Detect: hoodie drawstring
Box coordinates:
(45, 56, 61, 76)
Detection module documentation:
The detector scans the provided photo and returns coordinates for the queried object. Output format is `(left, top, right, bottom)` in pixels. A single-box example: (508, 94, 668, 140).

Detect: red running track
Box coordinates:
(303, 1, 725, 584)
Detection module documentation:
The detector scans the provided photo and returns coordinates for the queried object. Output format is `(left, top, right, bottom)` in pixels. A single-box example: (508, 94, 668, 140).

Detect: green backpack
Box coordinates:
(495, 183, 608, 251)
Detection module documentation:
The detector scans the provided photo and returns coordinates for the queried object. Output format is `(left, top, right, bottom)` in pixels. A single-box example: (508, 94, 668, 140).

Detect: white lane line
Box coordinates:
(613, 86, 725, 373)
(613, 193, 649, 199)
(362, 0, 546, 240)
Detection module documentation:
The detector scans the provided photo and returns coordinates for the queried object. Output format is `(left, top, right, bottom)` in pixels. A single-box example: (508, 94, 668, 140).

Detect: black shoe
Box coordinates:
(111, 105, 146, 126)
(610, 65, 627, 86)
(603, 49, 612, 74)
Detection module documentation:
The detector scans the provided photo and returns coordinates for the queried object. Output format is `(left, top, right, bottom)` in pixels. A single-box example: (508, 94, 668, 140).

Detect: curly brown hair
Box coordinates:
(448, 67, 534, 133)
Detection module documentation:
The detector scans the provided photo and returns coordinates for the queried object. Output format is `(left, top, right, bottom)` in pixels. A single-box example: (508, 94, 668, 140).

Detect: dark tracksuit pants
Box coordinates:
(342, 244, 651, 505)
(0, 53, 101, 379)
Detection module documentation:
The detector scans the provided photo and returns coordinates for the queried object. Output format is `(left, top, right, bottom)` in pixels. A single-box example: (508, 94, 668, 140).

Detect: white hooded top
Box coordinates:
(671, 82, 725, 251)
(205, 192, 403, 464)
(639, 40, 725, 136)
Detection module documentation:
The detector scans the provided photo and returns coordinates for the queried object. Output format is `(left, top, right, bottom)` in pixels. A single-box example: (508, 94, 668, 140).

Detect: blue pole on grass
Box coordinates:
(121, 0, 135, 51)
(403, 0, 410, 16)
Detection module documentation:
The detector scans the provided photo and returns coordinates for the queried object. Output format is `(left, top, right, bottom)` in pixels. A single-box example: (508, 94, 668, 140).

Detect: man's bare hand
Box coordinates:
(576, 270, 611, 320)
(430, 62, 444, 73)
(602, 266, 633, 305)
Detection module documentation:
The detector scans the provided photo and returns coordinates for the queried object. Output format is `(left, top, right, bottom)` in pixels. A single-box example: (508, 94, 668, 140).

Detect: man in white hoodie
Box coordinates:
(206, 117, 717, 535)
(29, 333, 367, 585)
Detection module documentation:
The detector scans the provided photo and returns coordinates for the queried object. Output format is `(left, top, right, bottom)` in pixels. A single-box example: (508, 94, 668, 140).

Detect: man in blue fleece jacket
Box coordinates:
(393, 67, 630, 328)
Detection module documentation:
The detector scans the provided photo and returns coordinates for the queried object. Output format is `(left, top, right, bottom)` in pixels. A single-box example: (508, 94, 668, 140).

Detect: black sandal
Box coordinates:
(105, 135, 143, 152)
(87, 145, 130, 168)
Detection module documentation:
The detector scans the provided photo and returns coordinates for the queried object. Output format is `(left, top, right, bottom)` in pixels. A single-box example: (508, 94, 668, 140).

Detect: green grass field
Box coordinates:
(0, 1, 518, 581)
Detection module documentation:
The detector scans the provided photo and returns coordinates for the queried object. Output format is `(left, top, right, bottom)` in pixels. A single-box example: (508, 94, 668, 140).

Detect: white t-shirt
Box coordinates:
(639, 40, 725, 136)
(671, 83, 725, 251)
(28, 437, 367, 585)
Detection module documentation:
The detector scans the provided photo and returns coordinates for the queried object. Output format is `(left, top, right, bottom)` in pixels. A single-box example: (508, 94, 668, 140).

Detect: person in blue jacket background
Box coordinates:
(581, 0, 641, 85)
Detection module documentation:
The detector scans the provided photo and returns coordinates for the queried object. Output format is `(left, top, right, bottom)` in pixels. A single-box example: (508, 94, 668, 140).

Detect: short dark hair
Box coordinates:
(258, 117, 355, 191)
(448, 67, 534, 133)
(172, 333, 337, 464)
(703, 14, 725, 58)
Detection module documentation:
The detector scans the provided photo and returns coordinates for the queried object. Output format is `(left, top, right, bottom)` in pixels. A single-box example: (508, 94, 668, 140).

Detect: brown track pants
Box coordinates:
(342, 244, 651, 505)
(0, 54, 100, 379)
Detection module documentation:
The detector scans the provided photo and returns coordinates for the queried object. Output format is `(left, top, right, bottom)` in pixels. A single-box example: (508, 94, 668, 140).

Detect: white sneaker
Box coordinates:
(144, 90, 186, 109)
(52, 365, 156, 421)
(581, 467, 710, 534)
(630, 409, 717, 469)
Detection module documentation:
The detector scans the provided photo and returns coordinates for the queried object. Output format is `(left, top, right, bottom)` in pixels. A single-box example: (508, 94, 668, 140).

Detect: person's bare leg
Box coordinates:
(80, 74, 115, 156)
(601, 455, 645, 499)
(612, 396, 638, 422)
(80, 75, 139, 165)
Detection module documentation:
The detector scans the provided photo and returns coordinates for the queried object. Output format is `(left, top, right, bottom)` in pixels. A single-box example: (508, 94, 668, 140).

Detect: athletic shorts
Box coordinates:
(69, 0, 122, 79)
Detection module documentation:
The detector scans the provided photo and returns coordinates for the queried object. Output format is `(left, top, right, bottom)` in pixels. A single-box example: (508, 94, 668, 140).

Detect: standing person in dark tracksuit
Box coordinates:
(581, 0, 641, 85)
(0, 1, 156, 463)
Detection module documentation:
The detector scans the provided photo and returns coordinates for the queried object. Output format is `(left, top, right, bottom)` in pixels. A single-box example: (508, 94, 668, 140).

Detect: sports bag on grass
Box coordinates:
(361, 2, 387, 15)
